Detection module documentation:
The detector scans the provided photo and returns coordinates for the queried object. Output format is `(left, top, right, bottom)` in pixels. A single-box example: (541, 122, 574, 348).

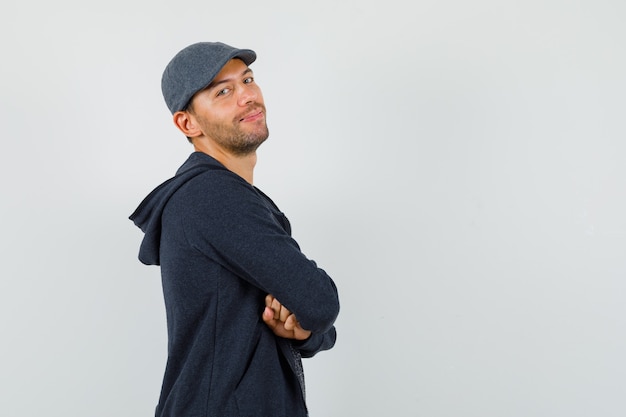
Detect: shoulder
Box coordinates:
(189, 168, 254, 197)
(170, 168, 263, 214)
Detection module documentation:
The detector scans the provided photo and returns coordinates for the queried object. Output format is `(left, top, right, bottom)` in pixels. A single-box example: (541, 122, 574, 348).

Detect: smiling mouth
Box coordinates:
(239, 109, 263, 122)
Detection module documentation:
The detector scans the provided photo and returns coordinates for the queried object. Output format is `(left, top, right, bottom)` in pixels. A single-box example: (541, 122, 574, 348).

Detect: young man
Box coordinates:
(129, 42, 340, 417)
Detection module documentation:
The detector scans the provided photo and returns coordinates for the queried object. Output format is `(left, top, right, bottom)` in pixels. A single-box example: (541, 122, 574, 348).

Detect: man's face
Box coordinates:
(187, 58, 268, 156)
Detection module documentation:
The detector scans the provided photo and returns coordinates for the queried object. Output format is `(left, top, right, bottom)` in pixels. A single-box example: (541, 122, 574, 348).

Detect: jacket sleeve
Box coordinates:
(180, 171, 340, 335)
(293, 326, 337, 358)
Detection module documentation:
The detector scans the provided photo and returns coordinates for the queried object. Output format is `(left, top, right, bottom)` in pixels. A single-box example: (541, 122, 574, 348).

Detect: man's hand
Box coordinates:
(262, 294, 312, 340)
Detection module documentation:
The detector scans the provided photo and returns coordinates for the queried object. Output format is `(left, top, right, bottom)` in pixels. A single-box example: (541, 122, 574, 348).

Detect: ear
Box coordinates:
(173, 111, 202, 138)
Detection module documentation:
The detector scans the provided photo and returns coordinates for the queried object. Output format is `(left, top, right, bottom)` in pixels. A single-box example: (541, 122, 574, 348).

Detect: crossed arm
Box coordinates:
(262, 294, 312, 341)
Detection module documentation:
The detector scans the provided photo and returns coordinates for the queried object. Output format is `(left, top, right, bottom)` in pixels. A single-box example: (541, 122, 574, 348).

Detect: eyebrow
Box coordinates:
(206, 68, 253, 91)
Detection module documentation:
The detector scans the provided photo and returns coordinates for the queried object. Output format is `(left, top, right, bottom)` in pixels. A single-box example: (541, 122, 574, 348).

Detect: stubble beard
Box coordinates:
(200, 106, 269, 156)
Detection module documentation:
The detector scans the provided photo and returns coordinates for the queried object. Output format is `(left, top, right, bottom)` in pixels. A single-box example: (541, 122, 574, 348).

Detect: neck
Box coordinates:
(193, 141, 257, 184)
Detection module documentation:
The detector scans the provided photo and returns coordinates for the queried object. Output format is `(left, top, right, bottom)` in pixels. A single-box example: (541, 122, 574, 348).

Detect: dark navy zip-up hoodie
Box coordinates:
(130, 152, 339, 417)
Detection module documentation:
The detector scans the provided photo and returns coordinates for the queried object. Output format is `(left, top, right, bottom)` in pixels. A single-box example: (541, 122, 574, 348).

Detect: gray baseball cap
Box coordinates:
(161, 42, 257, 114)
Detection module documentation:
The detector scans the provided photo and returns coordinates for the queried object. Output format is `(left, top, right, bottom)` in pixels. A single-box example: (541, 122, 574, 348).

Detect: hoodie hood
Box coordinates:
(129, 152, 228, 265)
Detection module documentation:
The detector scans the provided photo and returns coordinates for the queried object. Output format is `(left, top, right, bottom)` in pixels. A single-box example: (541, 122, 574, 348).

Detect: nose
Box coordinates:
(238, 84, 258, 106)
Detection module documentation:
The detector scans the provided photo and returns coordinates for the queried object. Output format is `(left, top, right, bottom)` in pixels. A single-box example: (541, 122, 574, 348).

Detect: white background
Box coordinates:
(1, 1, 625, 416)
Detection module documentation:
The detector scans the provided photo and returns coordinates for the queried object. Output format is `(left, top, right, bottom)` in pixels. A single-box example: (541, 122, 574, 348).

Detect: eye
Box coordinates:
(243, 77, 254, 84)
(217, 87, 231, 96)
